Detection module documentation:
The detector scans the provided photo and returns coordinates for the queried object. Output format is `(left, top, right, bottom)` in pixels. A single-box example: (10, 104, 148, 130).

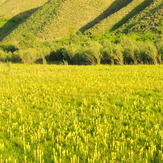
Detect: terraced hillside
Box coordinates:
(1, 0, 163, 42)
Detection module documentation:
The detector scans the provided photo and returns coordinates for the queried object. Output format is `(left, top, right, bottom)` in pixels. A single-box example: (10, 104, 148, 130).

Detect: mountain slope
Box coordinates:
(84, 0, 163, 35)
(0, 0, 48, 18)
(3, 0, 114, 42)
(1, 0, 163, 43)
(113, 0, 163, 34)
(0, 0, 48, 40)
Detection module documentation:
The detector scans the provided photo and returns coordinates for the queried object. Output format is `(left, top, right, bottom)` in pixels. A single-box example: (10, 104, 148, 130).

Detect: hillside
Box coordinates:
(0, 0, 48, 18)
(1, 0, 163, 43)
(84, 0, 163, 35)
(111, 0, 163, 34)
(2, 0, 114, 42)
(0, 0, 48, 40)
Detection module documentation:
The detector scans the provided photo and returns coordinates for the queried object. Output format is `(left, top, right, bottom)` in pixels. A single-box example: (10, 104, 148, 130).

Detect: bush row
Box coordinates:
(0, 36, 163, 65)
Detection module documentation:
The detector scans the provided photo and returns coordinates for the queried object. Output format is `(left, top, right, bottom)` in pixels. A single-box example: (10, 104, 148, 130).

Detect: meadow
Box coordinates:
(0, 64, 162, 162)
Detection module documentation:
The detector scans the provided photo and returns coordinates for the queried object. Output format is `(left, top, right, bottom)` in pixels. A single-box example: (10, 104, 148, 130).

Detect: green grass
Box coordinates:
(0, 8, 41, 41)
(0, 0, 48, 41)
(2, 0, 114, 42)
(110, 0, 154, 31)
(79, 0, 133, 33)
(0, 18, 8, 27)
(113, 0, 163, 34)
(0, 64, 162, 162)
(0, 0, 48, 18)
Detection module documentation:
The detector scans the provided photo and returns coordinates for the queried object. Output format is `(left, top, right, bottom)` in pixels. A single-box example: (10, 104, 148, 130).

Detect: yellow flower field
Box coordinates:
(0, 64, 162, 162)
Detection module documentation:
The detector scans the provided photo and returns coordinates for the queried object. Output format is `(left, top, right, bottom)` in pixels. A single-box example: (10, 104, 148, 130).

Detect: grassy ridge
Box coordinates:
(3, 0, 114, 42)
(2, 0, 162, 42)
(79, 0, 133, 33)
(82, 0, 144, 35)
(0, 8, 41, 41)
(0, 64, 162, 162)
(110, 0, 155, 31)
(86, 0, 163, 35)
(113, 0, 163, 34)
(0, 0, 48, 18)
(0, 0, 48, 40)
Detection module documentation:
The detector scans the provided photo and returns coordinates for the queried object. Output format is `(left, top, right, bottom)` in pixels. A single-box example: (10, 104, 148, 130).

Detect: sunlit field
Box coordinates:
(0, 64, 162, 162)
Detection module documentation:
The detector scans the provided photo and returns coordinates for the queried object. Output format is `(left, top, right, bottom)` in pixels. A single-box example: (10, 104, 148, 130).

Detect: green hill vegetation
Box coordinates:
(1, 0, 162, 42)
(2, 0, 115, 42)
(0, 0, 162, 65)
(112, 0, 163, 34)
(85, 0, 163, 35)
(0, 0, 48, 18)
(0, 0, 48, 39)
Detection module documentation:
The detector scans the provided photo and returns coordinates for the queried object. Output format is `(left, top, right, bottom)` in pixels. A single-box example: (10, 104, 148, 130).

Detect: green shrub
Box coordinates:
(47, 47, 67, 63)
(47, 46, 81, 64)
(22, 33, 36, 41)
(83, 41, 103, 64)
(100, 40, 114, 64)
(1, 44, 19, 53)
(37, 47, 51, 63)
(64, 45, 87, 65)
(0, 49, 9, 62)
(156, 40, 163, 63)
(10, 52, 22, 63)
(120, 37, 139, 64)
(113, 44, 123, 65)
(18, 40, 36, 48)
(73, 50, 88, 65)
(48, 41, 103, 65)
(18, 48, 41, 64)
(0, 32, 161, 65)
(139, 33, 155, 42)
(139, 41, 158, 64)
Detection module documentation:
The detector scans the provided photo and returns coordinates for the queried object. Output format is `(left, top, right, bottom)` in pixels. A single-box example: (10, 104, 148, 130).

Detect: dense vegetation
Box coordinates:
(0, 33, 163, 64)
(0, 1, 162, 162)
(0, 0, 162, 65)
(0, 64, 162, 162)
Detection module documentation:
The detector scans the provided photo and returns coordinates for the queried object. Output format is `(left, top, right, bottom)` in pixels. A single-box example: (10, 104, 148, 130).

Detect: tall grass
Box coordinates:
(0, 64, 162, 162)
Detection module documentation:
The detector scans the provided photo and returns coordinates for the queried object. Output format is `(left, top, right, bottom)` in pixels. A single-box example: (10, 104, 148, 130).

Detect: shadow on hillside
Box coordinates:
(110, 0, 154, 32)
(79, 0, 133, 33)
(122, 2, 163, 33)
(0, 7, 40, 41)
(0, 0, 8, 7)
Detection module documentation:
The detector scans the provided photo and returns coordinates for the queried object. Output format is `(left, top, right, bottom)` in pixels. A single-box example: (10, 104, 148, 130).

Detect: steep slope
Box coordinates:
(0, 0, 6, 6)
(83, 0, 163, 35)
(113, 0, 163, 34)
(2, 0, 163, 43)
(3, 0, 115, 42)
(0, 0, 48, 40)
(0, 0, 48, 18)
